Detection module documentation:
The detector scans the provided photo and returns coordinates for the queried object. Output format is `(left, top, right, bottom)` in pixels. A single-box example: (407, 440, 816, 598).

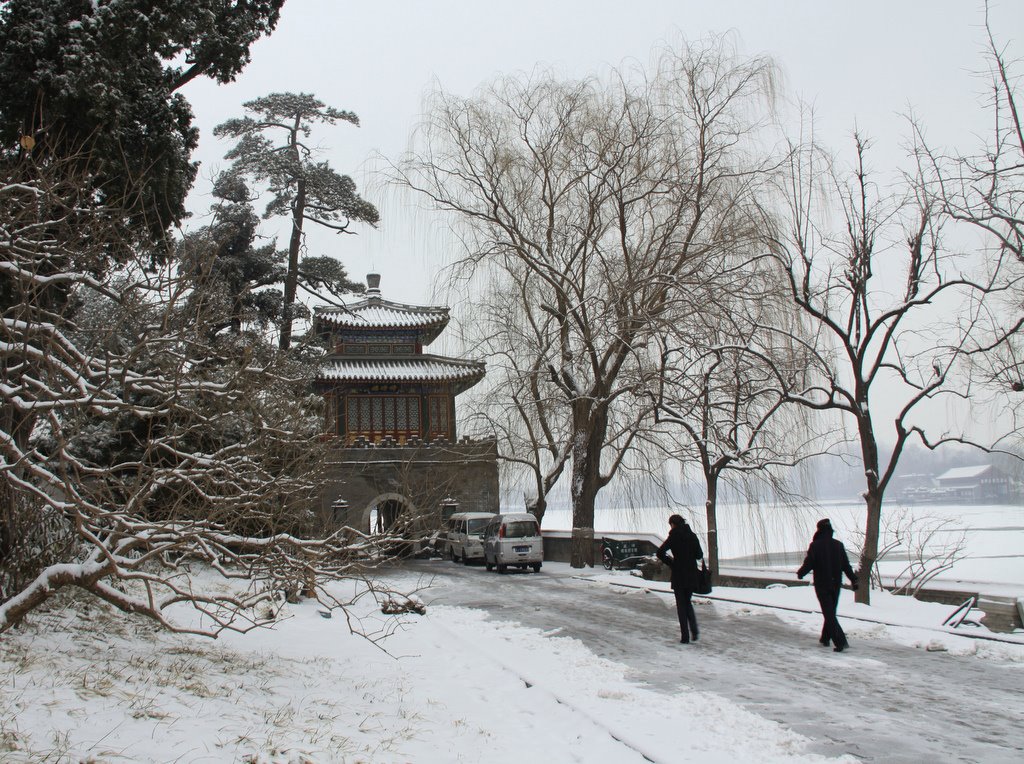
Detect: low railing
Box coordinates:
(321, 434, 495, 449)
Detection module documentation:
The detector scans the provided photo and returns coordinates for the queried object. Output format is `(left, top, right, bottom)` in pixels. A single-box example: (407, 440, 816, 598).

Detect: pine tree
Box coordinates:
(178, 172, 287, 339)
(0, 0, 286, 240)
(215, 93, 379, 349)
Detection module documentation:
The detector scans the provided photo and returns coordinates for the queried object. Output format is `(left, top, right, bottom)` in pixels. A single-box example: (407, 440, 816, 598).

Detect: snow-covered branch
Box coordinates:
(0, 166, 405, 637)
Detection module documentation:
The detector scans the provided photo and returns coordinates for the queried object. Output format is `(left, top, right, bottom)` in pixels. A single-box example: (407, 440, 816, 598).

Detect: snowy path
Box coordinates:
(405, 559, 1024, 763)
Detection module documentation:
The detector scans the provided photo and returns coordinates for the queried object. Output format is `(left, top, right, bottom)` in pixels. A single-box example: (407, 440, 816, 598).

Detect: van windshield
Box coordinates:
(503, 521, 539, 538)
(467, 518, 491, 534)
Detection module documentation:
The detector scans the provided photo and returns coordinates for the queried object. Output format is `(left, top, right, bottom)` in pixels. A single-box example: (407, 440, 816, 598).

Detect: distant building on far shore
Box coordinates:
(889, 464, 1017, 505)
(933, 465, 1014, 504)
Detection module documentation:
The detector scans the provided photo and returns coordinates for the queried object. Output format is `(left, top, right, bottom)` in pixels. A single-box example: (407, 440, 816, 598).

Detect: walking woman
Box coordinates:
(657, 514, 704, 643)
(797, 518, 859, 652)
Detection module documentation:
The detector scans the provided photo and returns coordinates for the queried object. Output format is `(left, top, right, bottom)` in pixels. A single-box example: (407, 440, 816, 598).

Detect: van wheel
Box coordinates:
(497, 563, 507, 574)
(532, 563, 542, 573)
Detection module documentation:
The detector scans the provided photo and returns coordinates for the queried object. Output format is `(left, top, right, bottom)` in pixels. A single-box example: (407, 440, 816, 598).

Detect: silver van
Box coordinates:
(483, 513, 543, 573)
(445, 512, 498, 563)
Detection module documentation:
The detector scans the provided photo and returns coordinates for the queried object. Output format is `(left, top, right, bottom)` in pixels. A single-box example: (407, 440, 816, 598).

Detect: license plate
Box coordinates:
(513, 545, 530, 553)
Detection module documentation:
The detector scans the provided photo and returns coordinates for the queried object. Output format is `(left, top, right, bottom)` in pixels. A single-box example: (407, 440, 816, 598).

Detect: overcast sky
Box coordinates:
(181, 0, 1022, 306)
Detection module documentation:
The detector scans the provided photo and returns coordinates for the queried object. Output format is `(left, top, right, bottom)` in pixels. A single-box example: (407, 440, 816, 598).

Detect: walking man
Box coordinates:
(797, 518, 859, 652)
(657, 514, 703, 644)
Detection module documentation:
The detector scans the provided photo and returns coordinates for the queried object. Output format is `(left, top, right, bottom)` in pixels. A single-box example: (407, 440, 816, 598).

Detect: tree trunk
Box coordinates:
(856, 491, 882, 605)
(569, 444, 600, 566)
(0, 403, 33, 577)
(569, 523, 594, 569)
(855, 410, 882, 606)
(1, 561, 111, 633)
(279, 179, 306, 350)
(568, 402, 605, 568)
(0, 481, 15, 585)
(526, 495, 546, 527)
(704, 473, 720, 583)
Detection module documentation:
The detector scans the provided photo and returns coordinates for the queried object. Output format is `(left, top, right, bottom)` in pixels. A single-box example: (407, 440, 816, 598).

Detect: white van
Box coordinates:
(482, 513, 543, 573)
(445, 512, 498, 563)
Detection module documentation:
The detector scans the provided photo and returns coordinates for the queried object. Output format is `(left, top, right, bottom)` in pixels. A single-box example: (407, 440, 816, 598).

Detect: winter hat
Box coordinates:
(816, 518, 832, 531)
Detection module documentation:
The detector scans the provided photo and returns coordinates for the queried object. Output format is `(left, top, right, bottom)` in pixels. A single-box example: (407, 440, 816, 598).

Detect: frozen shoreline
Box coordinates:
(535, 502, 1024, 591)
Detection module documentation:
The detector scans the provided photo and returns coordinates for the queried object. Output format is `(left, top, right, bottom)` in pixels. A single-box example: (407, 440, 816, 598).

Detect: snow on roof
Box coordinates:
(318, 355, 485, 384)
(316, 297, 449, 330)
(935, 465, 993, 481)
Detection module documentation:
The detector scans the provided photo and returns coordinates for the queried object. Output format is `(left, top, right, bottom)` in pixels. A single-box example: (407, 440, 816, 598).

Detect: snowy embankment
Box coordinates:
(0, 567, 870, 764)
(589, 569, 1024, 652)
(541, 502, 1024, 590)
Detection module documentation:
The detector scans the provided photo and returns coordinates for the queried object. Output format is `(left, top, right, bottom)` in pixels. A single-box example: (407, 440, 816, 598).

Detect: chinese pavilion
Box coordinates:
(314, 274, 498, 533)
(314, 273, 485, 443)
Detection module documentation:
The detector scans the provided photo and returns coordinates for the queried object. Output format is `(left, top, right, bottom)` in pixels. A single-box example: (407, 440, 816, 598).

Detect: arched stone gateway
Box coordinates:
(365, 493, 416, 535)
(322, 438, 498, 532)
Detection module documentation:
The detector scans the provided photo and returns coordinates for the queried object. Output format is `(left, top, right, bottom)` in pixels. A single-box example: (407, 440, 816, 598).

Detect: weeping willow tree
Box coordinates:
(649, 253, 825, 581)
(398, 38, 780, 566)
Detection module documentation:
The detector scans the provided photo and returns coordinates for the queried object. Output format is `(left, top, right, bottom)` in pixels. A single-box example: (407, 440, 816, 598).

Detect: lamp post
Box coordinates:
(330, 498, 349, 525)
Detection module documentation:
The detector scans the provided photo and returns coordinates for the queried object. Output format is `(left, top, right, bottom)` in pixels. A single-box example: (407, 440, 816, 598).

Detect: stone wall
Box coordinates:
(541, 531, 662, 567)
(321, 437, 499, 533)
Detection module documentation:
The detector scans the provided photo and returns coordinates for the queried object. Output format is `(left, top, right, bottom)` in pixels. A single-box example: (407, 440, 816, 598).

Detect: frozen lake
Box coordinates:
(537, 502, 1023, 591)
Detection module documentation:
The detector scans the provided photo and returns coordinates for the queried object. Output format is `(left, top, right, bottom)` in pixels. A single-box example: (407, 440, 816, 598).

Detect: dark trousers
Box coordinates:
(673, 588, 698, 641)
(815, 584, 847, 647)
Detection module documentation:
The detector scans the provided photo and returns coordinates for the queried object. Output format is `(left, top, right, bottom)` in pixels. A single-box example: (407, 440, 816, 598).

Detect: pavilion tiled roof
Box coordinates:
(316, 297, 449, 331)
(318, 355, 485, 388)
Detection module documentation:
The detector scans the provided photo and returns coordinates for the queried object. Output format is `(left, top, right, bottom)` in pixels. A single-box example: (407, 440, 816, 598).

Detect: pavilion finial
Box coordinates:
(366, 273, 381, 296)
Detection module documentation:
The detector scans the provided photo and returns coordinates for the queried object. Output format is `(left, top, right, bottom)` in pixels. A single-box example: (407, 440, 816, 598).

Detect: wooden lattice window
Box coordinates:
(345, 395, 421, 442)
(427, 395, 451, 440)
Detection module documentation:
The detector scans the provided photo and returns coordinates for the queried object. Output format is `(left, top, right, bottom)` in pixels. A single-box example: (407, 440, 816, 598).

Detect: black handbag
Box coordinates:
(695, 560, 712, 595)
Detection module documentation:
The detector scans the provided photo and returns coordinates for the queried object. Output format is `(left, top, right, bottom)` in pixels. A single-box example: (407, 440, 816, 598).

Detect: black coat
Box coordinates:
(657, 524, 704, 591)
(797, 528, 857, 591)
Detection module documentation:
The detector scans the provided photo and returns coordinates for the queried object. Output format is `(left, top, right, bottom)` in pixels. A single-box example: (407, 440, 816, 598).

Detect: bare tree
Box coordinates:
(650, 290, 822, 580)
(928, 5, 1023, 264)
(769, 133, 1021, 604)
(0, 161, 408, 637)
(863, 507, 968, 597)
(399, 39, 778, 566)
(919, 5, 1024, 414)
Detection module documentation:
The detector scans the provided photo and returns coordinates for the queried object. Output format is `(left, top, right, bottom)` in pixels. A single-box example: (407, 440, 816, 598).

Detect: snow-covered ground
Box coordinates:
(2, 561, 1021, 763)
